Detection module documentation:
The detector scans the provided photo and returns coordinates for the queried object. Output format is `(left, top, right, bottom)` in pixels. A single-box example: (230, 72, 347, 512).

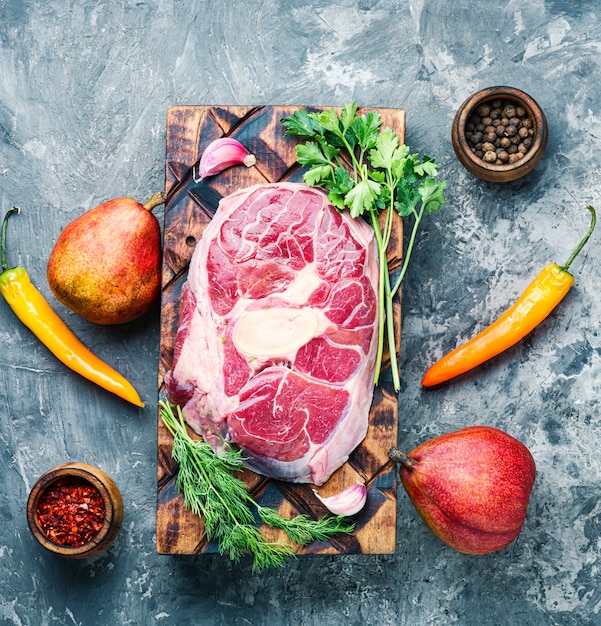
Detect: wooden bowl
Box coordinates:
(27, 462, 123, 558)
(452, 86, 548, 182)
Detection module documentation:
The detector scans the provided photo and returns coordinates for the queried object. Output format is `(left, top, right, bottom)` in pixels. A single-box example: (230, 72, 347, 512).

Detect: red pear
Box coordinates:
(47, 192, 165, 325)
(389, 425, 536, 554)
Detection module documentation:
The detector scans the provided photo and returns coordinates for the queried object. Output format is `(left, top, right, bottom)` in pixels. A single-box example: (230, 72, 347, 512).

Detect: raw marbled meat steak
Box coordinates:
(166, 182, 379, 485)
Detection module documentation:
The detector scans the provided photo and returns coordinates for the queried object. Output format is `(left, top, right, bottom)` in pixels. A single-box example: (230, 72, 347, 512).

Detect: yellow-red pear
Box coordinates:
(47, 192, 165, 325)
(389, 425, 536, 554)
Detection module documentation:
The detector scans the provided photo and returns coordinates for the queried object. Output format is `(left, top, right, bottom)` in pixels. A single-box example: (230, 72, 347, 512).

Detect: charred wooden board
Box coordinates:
(157, 105, 404, 556)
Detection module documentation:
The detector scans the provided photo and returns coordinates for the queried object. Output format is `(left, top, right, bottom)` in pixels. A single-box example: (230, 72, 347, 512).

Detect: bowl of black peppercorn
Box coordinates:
(452, 86, 548, 183)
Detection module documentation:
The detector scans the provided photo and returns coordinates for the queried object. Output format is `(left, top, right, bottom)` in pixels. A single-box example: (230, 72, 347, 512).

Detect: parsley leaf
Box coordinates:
(346, 178, 380, 218)
(281, 109, 323, 138)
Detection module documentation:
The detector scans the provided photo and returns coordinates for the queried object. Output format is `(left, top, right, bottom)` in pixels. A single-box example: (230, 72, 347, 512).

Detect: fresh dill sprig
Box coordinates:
(257, 506, 354, 546)
(159, 401, 355, 572)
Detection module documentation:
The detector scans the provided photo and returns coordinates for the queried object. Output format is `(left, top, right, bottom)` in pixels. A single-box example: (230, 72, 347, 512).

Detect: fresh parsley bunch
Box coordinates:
(282, 103, 447, 391)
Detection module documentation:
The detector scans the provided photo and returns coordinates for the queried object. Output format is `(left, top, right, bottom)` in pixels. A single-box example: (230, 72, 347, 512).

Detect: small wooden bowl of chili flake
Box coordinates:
(26, 462, 123, 558)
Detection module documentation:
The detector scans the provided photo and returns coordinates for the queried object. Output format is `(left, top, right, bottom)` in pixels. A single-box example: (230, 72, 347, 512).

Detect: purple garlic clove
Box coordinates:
(195, 138, 256, 180)
(312, 481, 367, 516)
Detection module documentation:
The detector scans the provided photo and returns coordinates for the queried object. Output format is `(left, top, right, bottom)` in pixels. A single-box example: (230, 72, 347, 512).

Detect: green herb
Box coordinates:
(159, 401, 355, 572)
(282, 103, 447, 391)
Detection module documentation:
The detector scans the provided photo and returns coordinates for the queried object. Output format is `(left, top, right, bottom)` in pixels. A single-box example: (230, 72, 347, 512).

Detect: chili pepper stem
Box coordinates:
(559, 205, 596, 272)
(1, 207, 20, 272)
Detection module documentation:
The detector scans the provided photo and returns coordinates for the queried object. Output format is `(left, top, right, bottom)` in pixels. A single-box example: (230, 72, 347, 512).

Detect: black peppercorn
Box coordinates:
(463, 97, 536, 166)
(471, 131, 483, 144)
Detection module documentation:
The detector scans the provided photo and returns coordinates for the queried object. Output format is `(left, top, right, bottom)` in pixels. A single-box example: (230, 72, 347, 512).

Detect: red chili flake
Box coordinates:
(36, 477, 106, 547)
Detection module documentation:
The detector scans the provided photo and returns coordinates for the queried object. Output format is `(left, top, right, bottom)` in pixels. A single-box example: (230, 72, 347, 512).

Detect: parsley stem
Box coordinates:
(391, 204, 423, 298)
(341, 134, 362, 183)
(370, 210, 387, 383)
(383, 189, 401, 391)
(386, 281, 401, 391)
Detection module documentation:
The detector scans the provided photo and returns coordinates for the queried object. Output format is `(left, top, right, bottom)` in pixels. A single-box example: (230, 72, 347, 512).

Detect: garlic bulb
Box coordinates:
(195, 138, 256, 181)
(312, 482, 367, 517)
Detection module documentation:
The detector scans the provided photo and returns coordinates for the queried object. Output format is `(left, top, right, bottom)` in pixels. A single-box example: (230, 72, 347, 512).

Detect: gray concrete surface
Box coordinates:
(1, 1, 600, 625)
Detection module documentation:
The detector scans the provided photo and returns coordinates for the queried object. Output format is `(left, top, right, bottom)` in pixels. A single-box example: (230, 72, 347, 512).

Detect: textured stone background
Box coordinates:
(1, 1, 600, 625)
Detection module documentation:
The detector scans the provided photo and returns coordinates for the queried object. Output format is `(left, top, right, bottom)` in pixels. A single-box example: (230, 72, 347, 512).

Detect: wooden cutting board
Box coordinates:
(157, 105, 404, 556)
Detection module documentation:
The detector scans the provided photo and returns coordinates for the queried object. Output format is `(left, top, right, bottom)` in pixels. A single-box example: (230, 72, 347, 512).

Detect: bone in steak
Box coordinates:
(166, 182, 379, 485)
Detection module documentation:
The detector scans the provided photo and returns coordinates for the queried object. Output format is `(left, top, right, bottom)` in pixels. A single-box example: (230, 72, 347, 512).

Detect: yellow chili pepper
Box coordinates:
(0, 207, 144, 407)
(422, 205, 596, 387)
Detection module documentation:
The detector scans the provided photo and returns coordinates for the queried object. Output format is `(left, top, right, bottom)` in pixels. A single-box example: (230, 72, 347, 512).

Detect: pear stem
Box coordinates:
(143, 191, 167, 212)
(388, 447, 417, 470)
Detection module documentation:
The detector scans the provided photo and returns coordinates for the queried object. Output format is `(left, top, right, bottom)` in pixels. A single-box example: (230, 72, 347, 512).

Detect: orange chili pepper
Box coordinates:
(0, 207, 144, 406)
(422, 205, 596, 387)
